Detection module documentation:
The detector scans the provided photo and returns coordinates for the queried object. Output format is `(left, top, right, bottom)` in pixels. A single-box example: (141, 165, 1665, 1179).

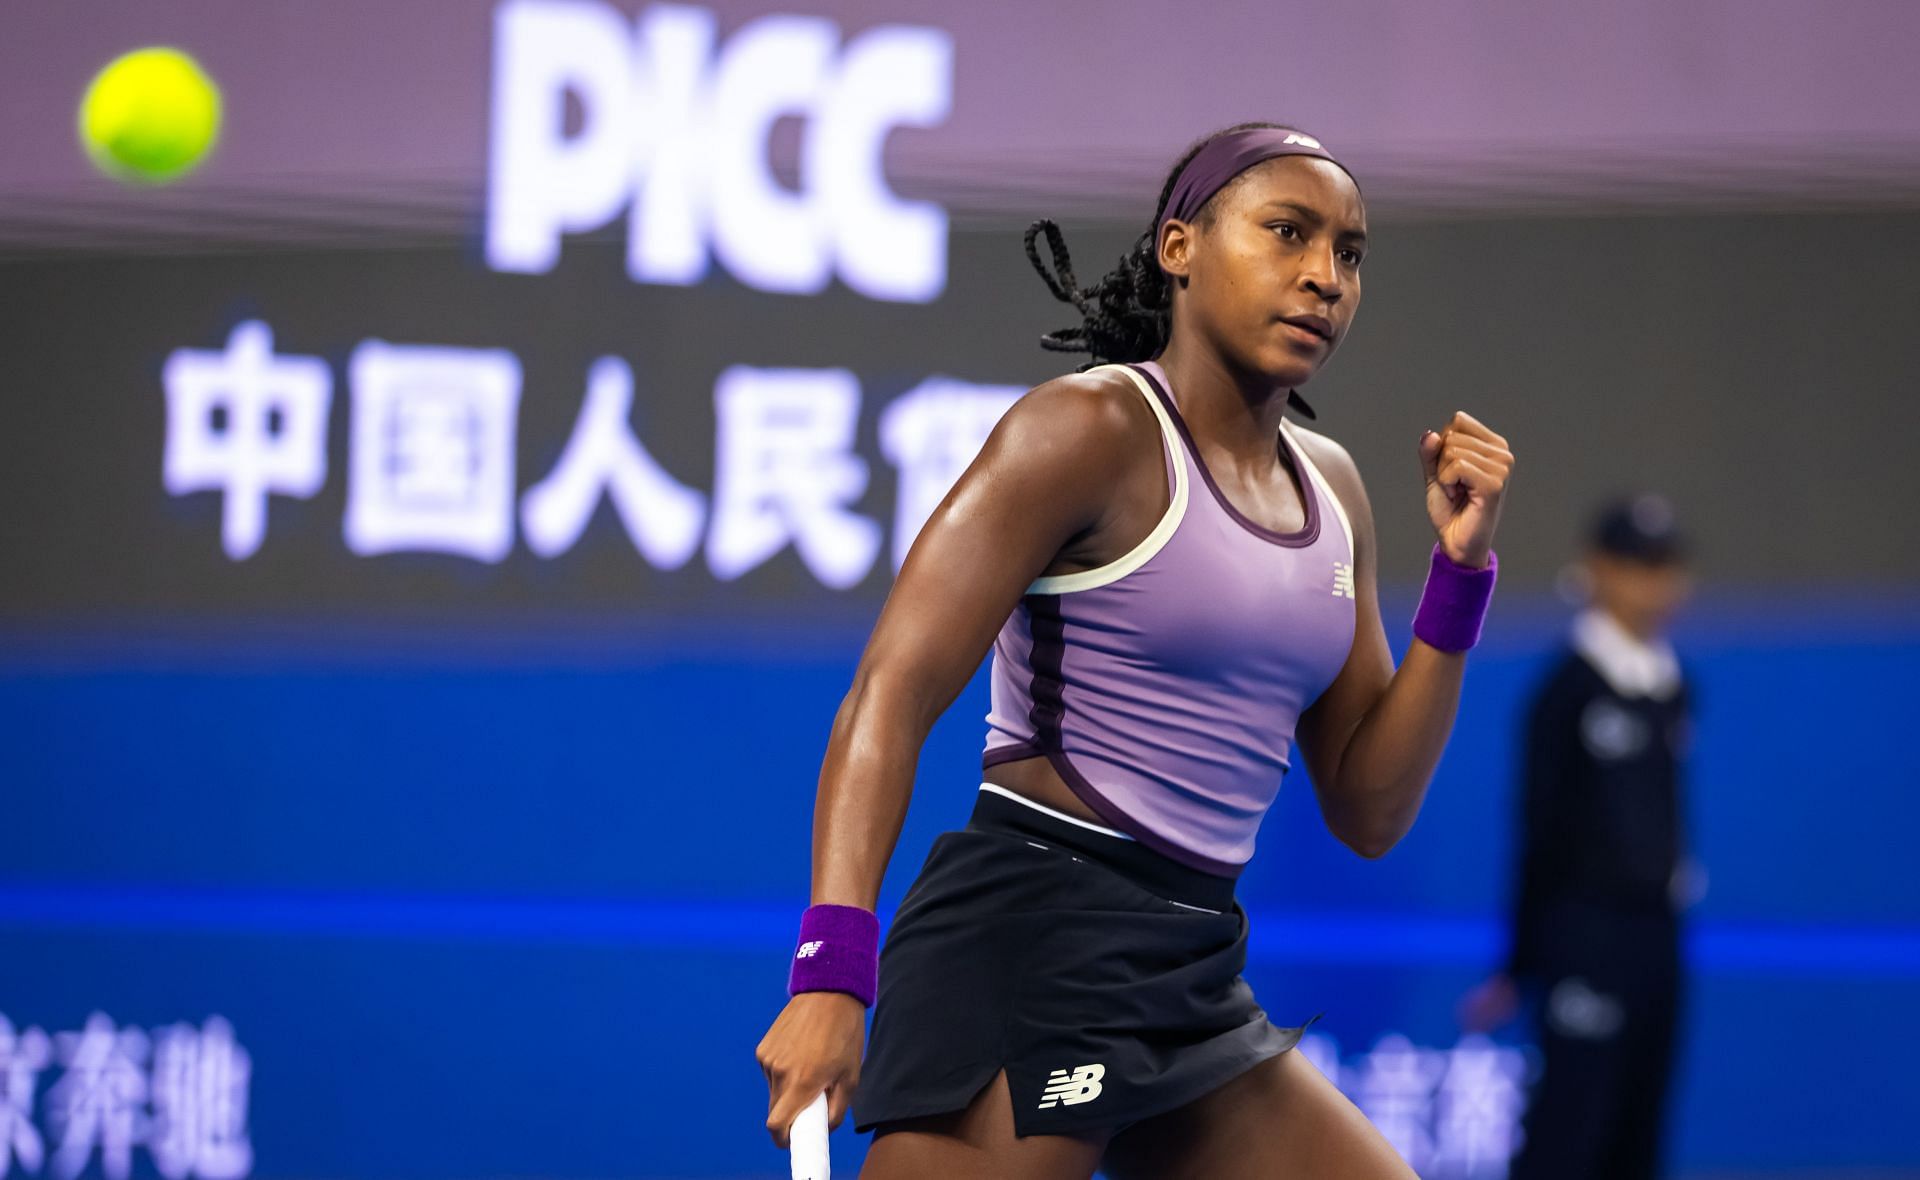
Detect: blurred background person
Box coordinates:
(1461, 493, 1697, 1180)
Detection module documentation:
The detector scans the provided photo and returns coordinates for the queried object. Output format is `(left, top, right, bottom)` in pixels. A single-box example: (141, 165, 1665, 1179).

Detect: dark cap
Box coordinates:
(1590, 494, 1687, 564)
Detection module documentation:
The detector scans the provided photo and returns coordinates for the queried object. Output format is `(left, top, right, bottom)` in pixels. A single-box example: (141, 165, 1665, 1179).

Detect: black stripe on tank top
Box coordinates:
(1017, 592, 1247, 879)
(1023, 593, 1068, 751)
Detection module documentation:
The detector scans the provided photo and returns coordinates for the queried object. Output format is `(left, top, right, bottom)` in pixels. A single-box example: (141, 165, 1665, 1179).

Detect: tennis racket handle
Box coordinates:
(789, 1091, 830, 1180)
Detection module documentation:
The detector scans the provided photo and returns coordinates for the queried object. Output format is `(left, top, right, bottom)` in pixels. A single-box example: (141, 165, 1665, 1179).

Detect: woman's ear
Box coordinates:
(1158, 219, 1193, 282)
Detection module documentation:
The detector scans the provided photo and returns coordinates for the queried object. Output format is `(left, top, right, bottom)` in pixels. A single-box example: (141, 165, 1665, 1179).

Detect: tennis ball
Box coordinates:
(79, 48, 222, 183)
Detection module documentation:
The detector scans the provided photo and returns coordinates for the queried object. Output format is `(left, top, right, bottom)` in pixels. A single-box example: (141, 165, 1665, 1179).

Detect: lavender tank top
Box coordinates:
(982, 361, 1358, 876)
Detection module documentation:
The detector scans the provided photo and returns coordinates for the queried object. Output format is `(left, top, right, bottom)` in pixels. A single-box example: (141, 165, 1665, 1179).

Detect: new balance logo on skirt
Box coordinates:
(796, 941, 824, 959)
(1037, 1064, 1105, 1109)
(1332, 561, 1356, 599)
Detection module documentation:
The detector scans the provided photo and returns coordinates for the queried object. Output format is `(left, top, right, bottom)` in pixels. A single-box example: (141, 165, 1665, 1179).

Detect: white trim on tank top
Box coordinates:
(1026, 364, 1190, 595)
(1281, 418, 1355, 559)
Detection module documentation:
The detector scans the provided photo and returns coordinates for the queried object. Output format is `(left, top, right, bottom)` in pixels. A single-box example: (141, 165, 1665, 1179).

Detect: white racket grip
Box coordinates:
(789, 1091, 830, 1180)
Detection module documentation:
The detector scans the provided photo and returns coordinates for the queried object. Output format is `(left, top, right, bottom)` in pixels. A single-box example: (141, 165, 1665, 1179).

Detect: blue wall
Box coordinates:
(3, 596, 1916, 1176)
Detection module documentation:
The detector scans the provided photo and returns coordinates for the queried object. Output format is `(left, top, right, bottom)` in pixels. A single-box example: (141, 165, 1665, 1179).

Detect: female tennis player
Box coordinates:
(757, 122, 1514, 1177)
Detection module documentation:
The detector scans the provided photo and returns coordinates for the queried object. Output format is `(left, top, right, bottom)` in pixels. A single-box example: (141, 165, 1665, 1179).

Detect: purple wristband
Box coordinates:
(787, 904, 880, 1007)
(1412, 543, 1498, 652)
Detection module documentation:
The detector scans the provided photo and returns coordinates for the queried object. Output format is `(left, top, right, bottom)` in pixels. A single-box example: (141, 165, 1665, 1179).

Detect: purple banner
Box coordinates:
(3, 0, 1919, 255)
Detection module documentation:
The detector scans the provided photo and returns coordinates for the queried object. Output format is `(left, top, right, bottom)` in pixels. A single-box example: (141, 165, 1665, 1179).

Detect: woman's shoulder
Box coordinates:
(1023, 365, 1157, 420)
(991, 366, 1163, 465)
(1285, 420, 1369, 512)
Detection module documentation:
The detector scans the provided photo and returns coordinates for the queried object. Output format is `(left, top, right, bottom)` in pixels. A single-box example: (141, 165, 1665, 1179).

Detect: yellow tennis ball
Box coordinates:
(79, 48, 222, 183)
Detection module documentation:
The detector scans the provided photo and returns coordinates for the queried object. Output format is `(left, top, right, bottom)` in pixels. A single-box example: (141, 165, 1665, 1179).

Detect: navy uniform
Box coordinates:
(1507, 501, 1694, 1180)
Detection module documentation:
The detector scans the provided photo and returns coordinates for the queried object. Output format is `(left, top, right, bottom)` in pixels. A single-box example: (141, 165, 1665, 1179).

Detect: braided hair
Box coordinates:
(1025, 122, 1286, 367)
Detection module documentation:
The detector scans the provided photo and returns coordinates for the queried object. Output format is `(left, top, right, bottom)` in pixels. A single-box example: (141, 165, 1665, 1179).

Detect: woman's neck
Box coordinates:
(1154, 338, 1293, 468)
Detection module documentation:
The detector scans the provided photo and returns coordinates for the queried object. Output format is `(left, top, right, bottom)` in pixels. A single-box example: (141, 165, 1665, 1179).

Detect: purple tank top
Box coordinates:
(983, 361, 1358, 876)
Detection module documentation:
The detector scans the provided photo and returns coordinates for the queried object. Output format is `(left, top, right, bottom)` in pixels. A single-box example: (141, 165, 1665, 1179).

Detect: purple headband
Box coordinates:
(1160, 127, 1354, 231)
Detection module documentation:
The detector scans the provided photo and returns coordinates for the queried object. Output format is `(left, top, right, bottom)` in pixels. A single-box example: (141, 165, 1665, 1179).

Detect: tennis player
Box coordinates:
(759, 122, 1514, 1177)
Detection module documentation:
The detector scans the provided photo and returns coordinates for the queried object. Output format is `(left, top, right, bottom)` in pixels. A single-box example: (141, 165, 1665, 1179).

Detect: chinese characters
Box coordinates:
(2, 1014, 250, 1180)
(162, 321, 1017, 589)
(1303, 1032, 1528, 1179)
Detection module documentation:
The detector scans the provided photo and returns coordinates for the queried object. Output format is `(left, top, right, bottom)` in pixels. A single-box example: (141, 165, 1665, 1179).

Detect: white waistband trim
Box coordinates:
(978, 783, 1134, 841)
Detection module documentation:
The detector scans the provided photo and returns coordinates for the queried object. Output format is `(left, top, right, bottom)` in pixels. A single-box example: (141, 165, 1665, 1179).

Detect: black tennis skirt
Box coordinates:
(852, 786, 1308, 1138)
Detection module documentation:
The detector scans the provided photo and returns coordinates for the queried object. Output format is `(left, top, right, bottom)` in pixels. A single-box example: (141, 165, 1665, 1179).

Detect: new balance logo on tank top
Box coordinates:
(983, 361, 1357, 876)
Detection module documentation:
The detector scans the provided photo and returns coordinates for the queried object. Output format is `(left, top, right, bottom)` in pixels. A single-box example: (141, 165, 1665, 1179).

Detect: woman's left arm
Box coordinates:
(1294, 413, 1513, 858)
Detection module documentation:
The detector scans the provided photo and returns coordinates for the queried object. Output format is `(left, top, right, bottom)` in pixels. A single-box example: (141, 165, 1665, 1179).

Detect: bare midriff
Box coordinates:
(982, 755, 1113, 829)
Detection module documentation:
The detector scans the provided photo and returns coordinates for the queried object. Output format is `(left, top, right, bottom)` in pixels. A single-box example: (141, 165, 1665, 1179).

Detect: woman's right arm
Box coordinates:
(757, 370, 1153, 1145)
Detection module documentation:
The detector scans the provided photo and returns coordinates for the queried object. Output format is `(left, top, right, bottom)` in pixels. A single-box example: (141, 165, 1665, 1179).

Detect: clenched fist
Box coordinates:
(1419, 412, 1513, 569)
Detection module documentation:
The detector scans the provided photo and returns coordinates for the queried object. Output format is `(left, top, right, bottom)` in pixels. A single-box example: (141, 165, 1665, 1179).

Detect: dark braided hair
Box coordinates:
(1025, 122, 1286, 367)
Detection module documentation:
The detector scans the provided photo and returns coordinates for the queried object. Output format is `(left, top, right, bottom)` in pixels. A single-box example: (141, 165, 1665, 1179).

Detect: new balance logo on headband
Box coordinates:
(1037, 1063, 1106, 1109)
(1282, 131, 1323, 150)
